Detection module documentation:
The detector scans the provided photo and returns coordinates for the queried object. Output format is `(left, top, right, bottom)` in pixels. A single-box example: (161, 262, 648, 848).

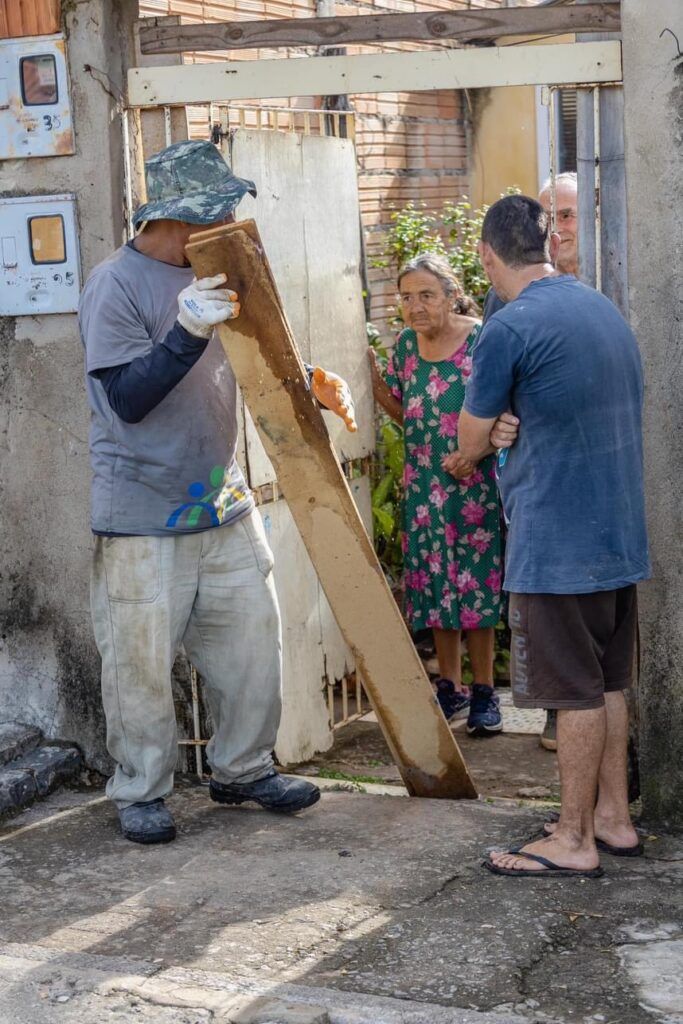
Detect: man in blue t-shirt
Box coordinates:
(459, 195, 650, 879)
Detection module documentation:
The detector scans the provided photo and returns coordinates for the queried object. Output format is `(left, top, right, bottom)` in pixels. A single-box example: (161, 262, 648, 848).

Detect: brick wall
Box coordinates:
(138, 0, 535, 333)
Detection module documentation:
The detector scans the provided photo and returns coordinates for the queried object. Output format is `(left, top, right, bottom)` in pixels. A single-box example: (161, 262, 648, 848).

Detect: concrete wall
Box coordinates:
(0, 0, 139, 772)
(622, 0, 683, 830)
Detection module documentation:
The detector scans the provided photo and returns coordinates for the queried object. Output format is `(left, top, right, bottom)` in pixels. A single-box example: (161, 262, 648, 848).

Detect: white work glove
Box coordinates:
(177, 273, 240, 339)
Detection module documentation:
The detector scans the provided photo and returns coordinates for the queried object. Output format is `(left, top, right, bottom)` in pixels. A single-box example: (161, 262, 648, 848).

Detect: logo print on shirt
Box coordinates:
(166, 465, 247, 529)
(167, 465, 225, 529)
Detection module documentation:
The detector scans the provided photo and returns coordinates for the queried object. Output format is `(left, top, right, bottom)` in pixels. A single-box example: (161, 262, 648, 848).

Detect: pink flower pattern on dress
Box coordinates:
(456, 569, 478, 594)
(461, 498, 486, 526)
(425, 608, 443, 628)
(460, 608, 483, 629)
(438, 411, 459, 438)
(468, 528, 494, 554)
(485, 568, 502, 593)
(383, 325, 501, 632)
(414, 504, 431, 527)
(403, 354, 419, 379)
(428, 481, 449, 510)
(426, 550, 442, 574)
(413, 443, 432, 467)
(405, 395, 424, 420)
(426, 373, 450, 402)
(403, 463, 418, 487)
(444, 521, 459, 546)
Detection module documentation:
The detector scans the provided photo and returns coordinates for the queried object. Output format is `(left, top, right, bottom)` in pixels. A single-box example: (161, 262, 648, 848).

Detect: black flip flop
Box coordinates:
(538, 820, 643, 857)
(483, 848, 604, 879)
(596, 838, 644, 857)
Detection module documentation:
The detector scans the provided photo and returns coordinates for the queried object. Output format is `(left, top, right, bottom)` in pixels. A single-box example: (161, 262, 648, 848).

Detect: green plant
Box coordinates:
(371, 190, 520, 310)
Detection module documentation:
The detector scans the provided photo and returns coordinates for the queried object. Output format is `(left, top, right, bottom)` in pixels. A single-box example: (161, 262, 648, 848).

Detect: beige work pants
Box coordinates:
(90, 510, 282, 808)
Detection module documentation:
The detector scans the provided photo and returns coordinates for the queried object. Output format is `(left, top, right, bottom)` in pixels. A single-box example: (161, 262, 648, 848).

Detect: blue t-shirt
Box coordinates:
(464, 275, 650, 594)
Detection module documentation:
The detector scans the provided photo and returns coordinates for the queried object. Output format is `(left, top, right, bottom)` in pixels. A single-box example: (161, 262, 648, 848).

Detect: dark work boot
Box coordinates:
(209, 771, 320, 814)
(118, 798, 176, 845)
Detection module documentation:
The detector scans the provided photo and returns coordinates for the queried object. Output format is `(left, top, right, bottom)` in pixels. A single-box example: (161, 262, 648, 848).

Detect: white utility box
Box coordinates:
(0, 194, 81, 315)
(0, 34, 75, 159)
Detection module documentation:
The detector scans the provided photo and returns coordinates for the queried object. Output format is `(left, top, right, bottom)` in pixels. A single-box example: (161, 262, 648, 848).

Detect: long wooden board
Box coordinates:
(186, 221, 477, 800)
(127, 42, 622, 107)
(139, 4, 620, 55)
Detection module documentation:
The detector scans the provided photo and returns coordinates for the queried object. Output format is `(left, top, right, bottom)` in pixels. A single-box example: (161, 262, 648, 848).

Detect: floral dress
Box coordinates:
(385, 326, 502, 632)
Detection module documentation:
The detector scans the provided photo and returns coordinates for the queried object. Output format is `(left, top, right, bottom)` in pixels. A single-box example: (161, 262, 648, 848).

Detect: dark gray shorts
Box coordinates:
(508, 586, 637, 710)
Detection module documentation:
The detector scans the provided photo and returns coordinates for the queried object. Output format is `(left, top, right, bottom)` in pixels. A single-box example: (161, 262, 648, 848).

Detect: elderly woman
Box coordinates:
(369, 254, 516, 736)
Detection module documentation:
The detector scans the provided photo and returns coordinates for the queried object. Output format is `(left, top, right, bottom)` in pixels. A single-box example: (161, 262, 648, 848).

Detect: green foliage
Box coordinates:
(371, 190, 520, 309)
(368, 326, 404, 587)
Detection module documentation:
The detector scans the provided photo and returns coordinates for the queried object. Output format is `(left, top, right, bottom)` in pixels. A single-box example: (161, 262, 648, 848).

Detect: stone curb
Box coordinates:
(0, 745, 82, 817)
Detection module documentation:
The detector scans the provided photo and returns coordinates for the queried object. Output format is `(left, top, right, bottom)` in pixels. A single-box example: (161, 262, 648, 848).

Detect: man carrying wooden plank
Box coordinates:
(78, 140, 355, 845)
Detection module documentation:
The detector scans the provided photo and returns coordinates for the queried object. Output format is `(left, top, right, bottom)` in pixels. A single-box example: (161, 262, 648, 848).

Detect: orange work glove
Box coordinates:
(311, 367, 357, 432)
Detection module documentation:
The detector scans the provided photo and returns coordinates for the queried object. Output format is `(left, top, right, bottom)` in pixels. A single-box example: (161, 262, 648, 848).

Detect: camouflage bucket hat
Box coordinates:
(132, 139, 257, 229)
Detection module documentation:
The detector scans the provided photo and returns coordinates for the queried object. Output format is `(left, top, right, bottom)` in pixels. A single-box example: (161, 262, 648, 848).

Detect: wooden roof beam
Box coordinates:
(138, 3, 621, 57)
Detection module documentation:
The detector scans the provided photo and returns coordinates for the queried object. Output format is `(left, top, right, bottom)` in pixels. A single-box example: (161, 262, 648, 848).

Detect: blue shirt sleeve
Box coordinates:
(92, 321, 208, 424)
(463, 318, 524, 419)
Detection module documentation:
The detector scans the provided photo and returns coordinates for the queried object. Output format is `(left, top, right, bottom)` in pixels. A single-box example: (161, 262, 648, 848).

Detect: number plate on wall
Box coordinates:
(0, 34, 75, 159)
(0, 195, 81, 315)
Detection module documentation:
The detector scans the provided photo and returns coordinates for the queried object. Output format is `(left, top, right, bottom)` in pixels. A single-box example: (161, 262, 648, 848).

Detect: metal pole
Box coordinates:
(593, 86, 602, 293)
(121, 107, 134, 241)
(190, 667, 204, 779)
(546, 86, 558, 231)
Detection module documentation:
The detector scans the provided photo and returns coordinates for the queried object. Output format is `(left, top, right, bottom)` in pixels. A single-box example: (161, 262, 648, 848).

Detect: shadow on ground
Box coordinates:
(0, 784, 680, 1023)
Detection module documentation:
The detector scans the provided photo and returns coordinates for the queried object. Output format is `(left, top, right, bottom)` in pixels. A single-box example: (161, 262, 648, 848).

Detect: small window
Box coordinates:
(20, 54, 58, 106)
(28, 215, 66, 265)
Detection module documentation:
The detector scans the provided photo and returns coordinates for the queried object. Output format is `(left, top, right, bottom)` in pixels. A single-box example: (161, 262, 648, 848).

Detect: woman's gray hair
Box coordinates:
(397, 253, 479, 316)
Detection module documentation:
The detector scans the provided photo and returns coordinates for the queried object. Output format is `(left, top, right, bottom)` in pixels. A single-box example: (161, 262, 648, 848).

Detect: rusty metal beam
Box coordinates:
(186, 220, 477, 800)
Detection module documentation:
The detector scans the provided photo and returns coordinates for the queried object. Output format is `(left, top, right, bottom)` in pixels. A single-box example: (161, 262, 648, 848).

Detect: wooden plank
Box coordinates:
(127, 41, 623, 107)
(138, 4, 621, 55)
(186, 220, 477, 800)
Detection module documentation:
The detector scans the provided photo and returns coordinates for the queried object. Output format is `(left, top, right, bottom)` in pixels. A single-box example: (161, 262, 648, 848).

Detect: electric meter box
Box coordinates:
(0, 194, 81, 315)
(0, 34, 75, 159)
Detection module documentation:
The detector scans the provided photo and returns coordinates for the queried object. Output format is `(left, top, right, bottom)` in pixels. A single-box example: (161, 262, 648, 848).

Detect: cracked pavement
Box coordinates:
(0, 784, 681, 1023)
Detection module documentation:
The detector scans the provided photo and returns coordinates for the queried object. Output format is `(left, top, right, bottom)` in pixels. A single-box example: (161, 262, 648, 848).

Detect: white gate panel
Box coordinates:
(227, 128, 372, 485)
(260, 498, 333, 764)
(318, 475, 374, 686)
(302, 134, 374, 462)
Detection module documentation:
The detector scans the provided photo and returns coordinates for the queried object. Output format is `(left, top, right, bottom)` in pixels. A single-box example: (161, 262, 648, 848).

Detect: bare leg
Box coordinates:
(490, 706, 605, 872)
(545, 692, 638, 847)
(466, 628, 495, 685)
(593, 691, 639, 847)
(433, 628, 462, 690)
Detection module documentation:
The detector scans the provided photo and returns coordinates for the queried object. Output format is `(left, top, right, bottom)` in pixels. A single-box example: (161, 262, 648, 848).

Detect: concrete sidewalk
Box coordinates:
(0, 783, 680, 1024)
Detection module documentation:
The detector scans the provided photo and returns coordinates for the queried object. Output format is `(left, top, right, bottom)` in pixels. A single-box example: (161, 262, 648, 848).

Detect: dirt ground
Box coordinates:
(289, 711, 560, 803)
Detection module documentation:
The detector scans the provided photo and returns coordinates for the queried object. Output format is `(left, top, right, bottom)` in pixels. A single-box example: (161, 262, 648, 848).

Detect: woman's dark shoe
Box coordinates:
(434, 678, 471, 722)
(466, 684, 503, 736)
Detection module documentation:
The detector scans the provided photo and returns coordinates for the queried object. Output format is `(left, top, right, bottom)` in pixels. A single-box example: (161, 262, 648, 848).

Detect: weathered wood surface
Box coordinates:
(186, 220, 477, 800)
(139, 4, 621, 55)
(128, 41, 623, 107)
